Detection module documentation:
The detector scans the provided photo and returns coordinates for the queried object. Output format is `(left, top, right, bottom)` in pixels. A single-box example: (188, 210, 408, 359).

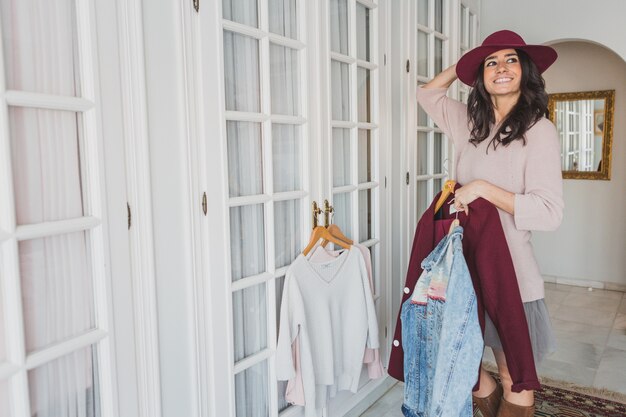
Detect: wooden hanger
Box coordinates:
(302, 226, 351, 256)
(321, 224, 353, 248)
(434, 180, 457, 214)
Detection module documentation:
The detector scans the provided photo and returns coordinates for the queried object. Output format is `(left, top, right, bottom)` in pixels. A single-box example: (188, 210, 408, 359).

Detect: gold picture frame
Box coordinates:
(548, 90, 615, 180)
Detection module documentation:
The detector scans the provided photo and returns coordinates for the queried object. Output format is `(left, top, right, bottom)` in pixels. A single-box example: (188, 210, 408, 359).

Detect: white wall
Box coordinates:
(480, 0, 626, 63)
(481, 2, 626, 289)
(539, 42, 626, 289)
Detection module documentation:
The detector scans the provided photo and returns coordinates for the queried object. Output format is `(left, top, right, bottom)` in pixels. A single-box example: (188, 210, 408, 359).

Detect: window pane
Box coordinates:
(0, 379, 9, 417)
(275, 275, 285, 338)
(0, 251, 4, 362)
(359, 189, 373, 242)
(230, 205, 266, 281)
(273, 124, 301, 192)
(224, 31, 261, 112)
(28, 346, 98, 417)
(332, 128, 351, 187)
(461, 5, 468, 46)
(434, 178, 443, 196)
(233, 284, 267, 362)
(418, 0, 428, 26)
(0, 0, 80, 96)
(274, 200, 301, 269)
(417, 131, 428, 175)
(358, 129, 372, 183)
(270, 44, 300, 116)
(226, 121, 263, 197)
(435, 0, 443, 32)
(333, 193, 352, 237)
(417, 180, 428, 217)
(357, 67, 371, 122)
(269, 0, 297, 38)
(418, 82, 428, 126)
(9, 108, 84, 225)
(277, 380, 290, 412)
(222, 0, 258, 27)
(331, 60, 350, 121)
(459, 89, 468, 104)
(435, 37, 443, 75)
(329, 0, 349, 54)
(469, 14, 477, 46)
(369, 245, 378, 295)
(234, 361, 269, 417)
(434, 132, 443, 174)
(356, 4, 370, 61)
(19, 232, 94, 353)
(417, 31, 429, 77)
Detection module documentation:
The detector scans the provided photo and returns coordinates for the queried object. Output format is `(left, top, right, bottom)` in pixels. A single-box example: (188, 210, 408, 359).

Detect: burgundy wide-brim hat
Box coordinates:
(456, 30, 557, 86)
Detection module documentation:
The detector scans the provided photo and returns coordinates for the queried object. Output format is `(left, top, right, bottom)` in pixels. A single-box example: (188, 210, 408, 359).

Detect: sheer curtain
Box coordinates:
(1, 0, 97, 416)
(223, 0, 301, 414)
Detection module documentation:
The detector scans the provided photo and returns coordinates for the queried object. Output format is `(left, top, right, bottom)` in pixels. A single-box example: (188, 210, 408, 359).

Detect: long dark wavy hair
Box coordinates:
(467, 49, 549, 152)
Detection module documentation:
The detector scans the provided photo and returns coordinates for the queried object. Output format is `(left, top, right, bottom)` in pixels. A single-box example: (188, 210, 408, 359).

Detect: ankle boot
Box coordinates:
(496, 397, 535, 417)
(472, 382, 503, 417)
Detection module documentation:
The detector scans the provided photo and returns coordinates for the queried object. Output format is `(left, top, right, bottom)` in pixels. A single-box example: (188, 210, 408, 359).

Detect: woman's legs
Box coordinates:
(492, 348, 534, 406)
(472, 365, 502, 417)
(473, 365, 497, 397)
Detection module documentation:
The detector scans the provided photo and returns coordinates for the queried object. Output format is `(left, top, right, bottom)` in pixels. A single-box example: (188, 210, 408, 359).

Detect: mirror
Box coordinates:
(548, 90, 615, 180)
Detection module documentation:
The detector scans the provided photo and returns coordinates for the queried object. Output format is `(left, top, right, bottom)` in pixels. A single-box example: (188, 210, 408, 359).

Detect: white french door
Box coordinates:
(0, 1, 141, 416)
(198, 1, 389, 416)
(402, 0, 479, 275)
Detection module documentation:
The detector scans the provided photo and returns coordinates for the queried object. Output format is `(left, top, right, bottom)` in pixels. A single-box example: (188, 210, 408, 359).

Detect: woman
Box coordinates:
(418, 30, 564, 416)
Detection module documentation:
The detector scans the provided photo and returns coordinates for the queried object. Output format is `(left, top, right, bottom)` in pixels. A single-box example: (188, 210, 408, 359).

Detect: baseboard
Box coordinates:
(543, 275, 626, 293)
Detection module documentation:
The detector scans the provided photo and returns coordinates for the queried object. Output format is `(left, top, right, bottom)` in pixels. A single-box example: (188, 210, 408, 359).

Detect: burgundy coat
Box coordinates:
(388, 185, 541, 392)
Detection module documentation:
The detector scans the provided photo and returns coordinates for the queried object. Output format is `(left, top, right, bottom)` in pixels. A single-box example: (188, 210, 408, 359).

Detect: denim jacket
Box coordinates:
(401, 226, 483, 417)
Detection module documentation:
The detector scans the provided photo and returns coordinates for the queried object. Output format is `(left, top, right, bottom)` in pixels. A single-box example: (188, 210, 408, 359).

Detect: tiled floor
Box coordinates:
(360, 283, 626, 416)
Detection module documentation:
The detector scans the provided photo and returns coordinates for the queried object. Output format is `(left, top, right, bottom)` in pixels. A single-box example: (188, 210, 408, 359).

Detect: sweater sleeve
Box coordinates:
(416, 86, 468, 150)
(276, 270, 304, 381)
(357, 250, 380, 350)
(514, 119, 564, 231)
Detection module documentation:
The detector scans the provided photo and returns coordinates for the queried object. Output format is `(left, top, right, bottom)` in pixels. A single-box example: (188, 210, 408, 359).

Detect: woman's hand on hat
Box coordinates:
(422, 64, 458, 90)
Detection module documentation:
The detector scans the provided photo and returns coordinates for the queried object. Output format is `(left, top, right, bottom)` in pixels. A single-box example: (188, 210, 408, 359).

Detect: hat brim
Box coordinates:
(456, 44, 557, 86)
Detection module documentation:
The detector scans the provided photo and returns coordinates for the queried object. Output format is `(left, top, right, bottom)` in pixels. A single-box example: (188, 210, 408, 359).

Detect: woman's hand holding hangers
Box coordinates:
(454, 179, 516, 216)
(453, 180, 484, 216)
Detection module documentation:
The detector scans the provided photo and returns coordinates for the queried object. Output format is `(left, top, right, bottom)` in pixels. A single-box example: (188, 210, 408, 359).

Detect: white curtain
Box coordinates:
(329, 0, 348, 54)
(332, 128, 350, 187)
(331, 60, 350, 121)
(223, 0, 258, 27)
(1, 0, 97, 416)
(269, 0, 297, 39)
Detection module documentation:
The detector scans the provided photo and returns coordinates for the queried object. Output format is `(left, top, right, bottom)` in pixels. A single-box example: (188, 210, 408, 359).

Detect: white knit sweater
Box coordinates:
(276, 247, 379, 417)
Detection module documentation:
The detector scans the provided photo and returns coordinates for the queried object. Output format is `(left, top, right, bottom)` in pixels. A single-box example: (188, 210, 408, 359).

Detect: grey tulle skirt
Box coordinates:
(483, 298, 556, 365)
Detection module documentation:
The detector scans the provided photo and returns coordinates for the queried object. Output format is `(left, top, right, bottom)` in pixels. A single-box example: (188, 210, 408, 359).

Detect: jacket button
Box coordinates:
(403, 287, 410, 294)
(393, 340, 400, 347)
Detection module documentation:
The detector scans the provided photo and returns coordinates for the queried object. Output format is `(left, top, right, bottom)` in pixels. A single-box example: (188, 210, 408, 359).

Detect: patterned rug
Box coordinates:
(474, 374, 626, 417)
(532, 384, 626, 417)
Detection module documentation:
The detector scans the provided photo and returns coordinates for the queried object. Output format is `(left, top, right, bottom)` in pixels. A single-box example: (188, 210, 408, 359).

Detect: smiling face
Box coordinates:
(482, 48, 522, 98)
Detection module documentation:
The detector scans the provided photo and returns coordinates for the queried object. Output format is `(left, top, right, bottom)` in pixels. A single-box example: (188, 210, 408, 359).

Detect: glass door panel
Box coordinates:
(19, 232, 95, 353)
(0, 0, 80, 96)
(223, 32, 261, 112)
(269, 0, 297, 38)
(9, 108, 84, 225)
(234, 361, 269, 417)
(27, 346, 99, 417)
(222, 0, 259, 27)
(233, 284, 268, 362)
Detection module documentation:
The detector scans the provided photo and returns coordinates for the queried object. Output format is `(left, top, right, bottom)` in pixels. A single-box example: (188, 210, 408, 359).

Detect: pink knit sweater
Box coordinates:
(417, 86, 564, 302)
